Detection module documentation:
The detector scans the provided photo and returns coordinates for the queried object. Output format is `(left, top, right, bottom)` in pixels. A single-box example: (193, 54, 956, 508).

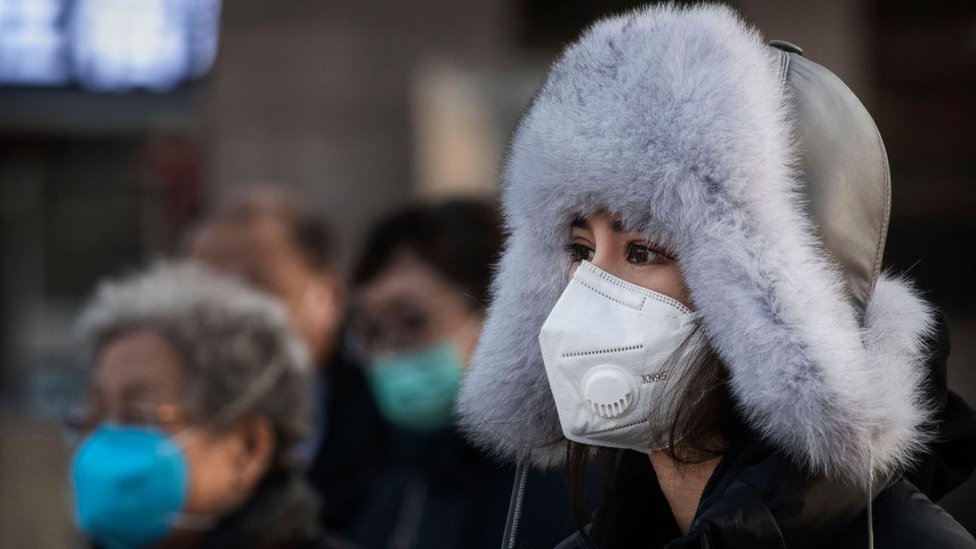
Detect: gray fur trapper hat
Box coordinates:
(456, 3, 935, 481)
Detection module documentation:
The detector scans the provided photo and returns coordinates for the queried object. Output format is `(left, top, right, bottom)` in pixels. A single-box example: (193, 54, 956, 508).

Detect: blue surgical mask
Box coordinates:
(366, 341, 463, 433)
(71, 424, 189, 549)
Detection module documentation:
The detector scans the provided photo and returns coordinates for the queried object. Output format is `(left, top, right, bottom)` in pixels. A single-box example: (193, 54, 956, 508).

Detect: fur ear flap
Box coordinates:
(456, 233, 569, 467)
(675, 209, 935, 482)
(858, 274, 936, 477)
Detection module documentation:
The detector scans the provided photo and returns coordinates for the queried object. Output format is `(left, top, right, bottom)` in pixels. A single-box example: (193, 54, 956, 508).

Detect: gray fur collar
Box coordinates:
(456, 4, 934, 482)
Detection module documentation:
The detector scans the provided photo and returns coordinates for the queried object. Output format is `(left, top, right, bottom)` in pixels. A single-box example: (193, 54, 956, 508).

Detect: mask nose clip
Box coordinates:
(582, 365, 638, 419)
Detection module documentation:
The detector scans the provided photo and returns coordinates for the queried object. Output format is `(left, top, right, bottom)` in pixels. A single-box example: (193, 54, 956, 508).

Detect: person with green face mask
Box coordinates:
(347, 200, 584, 549)
(366, 342, 464, 433)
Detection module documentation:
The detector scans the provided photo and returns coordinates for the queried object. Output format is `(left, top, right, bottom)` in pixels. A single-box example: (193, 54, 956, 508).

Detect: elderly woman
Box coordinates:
(67, 262, 341, 549)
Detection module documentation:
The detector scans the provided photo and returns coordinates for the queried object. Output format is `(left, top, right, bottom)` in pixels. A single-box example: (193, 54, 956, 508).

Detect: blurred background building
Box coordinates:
(0, 0, 973, 546)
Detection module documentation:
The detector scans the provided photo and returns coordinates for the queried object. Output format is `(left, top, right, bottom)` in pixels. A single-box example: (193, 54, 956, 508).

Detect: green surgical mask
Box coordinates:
(366, 341, 463, 433)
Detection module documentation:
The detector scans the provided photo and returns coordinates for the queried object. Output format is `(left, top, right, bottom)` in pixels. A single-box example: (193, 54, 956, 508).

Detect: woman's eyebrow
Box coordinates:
(610, 220, 626, 233)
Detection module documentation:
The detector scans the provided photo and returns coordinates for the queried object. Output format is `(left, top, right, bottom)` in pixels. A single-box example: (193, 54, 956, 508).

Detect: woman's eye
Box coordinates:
(626, 243, 665, 265)
(565, 243, 594, 263)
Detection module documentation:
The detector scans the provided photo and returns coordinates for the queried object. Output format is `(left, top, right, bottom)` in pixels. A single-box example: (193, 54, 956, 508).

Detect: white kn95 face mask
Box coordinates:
(538, 260, 706, 452)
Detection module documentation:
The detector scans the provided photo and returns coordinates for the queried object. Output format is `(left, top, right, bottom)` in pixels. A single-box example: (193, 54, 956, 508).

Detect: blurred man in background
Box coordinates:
(187, 186, 388, 536)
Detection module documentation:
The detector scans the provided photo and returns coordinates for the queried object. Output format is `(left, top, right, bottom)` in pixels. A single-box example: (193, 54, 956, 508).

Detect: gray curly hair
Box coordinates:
(77, 261, 313, 467)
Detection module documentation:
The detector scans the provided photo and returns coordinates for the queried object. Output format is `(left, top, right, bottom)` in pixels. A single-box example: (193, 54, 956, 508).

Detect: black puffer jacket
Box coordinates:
(557, 446, 973, 549)
(556, 314, 976, 549)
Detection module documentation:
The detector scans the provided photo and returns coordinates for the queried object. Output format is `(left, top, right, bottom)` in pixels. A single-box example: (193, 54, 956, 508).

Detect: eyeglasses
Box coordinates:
(63, 402, 194, 439)
(353, 309, 434, 356)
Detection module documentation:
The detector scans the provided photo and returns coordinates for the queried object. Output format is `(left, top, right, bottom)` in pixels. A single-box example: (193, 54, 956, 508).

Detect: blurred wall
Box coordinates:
(205, 0, 516, 266)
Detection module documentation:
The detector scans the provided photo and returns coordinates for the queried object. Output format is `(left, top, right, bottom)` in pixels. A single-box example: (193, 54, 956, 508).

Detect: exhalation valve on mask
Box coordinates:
(539, 260, 705, 452)
(582, 364, 638, 419)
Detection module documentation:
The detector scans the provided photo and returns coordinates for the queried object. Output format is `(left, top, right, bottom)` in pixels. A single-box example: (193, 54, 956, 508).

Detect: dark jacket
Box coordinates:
(556, 313, 976, 549)
(348, 427, 579, 549)
(556, 445, 973, 549)
(904, 314, 976, 501)
(202, 469, 353, 549)
(88, 470, 352, 549)
(306, 340, 390, 535)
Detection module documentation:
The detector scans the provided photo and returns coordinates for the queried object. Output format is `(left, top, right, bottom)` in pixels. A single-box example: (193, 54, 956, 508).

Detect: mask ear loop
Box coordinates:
(214, 355, 291, 427)
(163, 357, 292, 531)
(501, 460, 529, 549)
(169, 354, 291, 450)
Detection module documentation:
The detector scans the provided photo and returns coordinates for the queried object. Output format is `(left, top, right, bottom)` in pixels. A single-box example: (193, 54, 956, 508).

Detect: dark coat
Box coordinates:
(555, 313, 976, 549)
(555, 446, 973, 549)
(307, 338, 583, 549)
(202, 469, 339, 549)
(306, 340, 390, 536)
(903, 313, 976, 501)
(347, 427, 579, 549)
(88, 470, 352, 549)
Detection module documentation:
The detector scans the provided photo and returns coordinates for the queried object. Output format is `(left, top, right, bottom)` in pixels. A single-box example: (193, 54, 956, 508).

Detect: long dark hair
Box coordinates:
(567, 326, 743, 539)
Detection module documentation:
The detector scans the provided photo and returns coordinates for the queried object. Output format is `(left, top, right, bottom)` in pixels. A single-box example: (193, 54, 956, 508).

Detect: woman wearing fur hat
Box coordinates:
(457, 4, 976, 548)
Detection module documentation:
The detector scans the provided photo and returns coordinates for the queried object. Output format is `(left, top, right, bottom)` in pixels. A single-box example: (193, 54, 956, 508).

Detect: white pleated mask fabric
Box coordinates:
(539, 261, 706, 452)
